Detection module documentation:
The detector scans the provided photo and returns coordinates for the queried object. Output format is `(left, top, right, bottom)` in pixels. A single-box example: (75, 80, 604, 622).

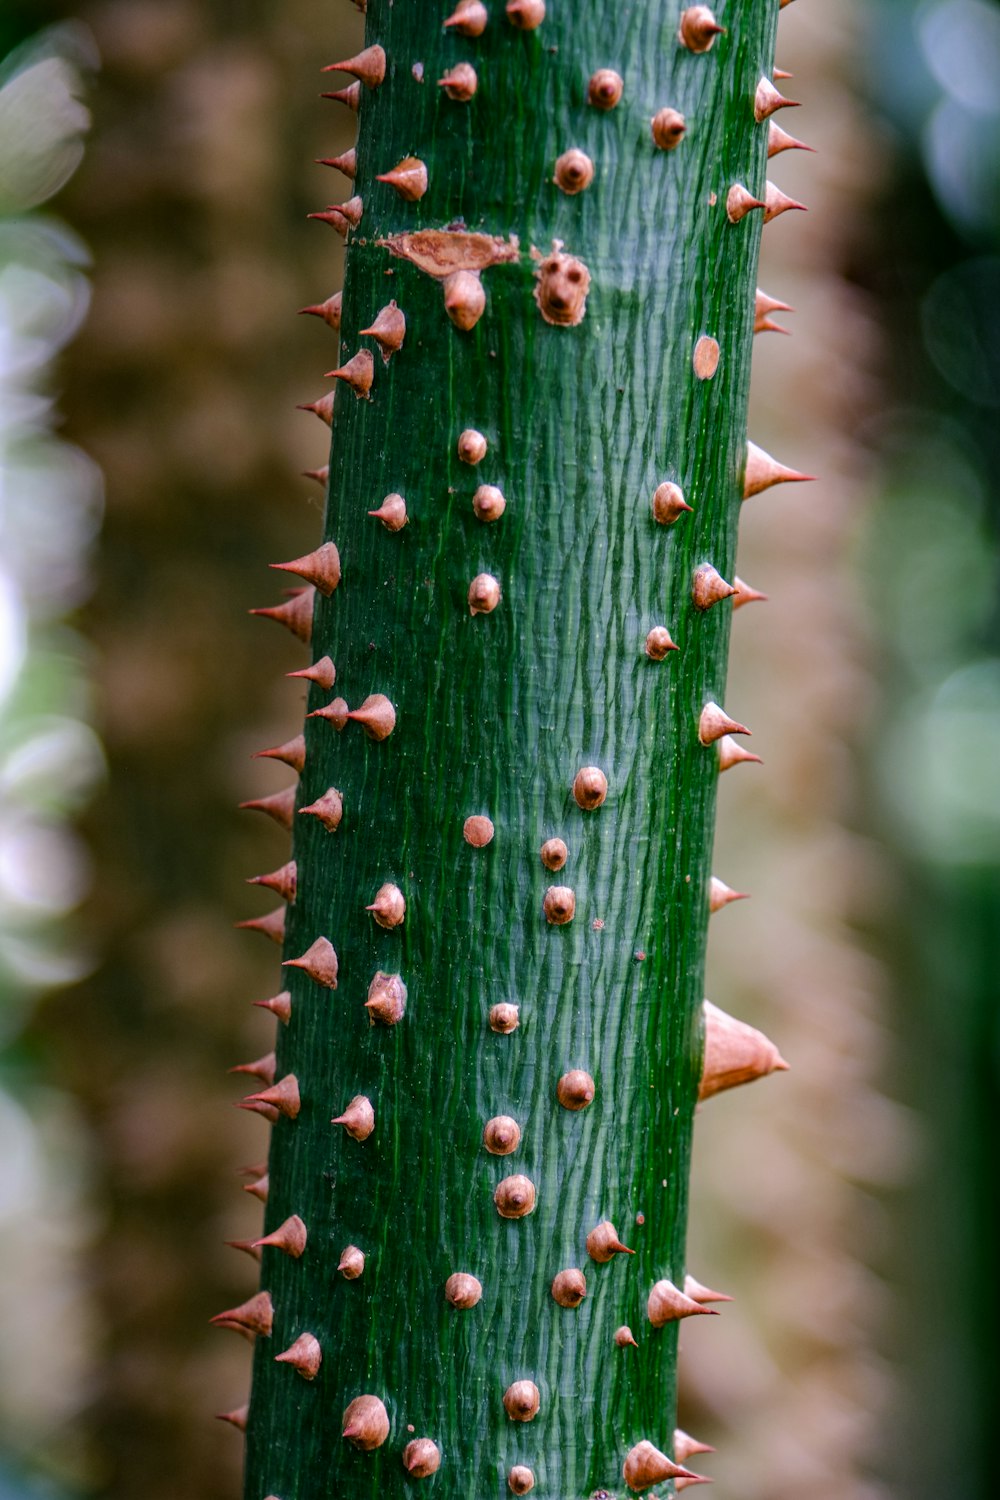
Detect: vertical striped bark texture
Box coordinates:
(243, 2, 779, 1496)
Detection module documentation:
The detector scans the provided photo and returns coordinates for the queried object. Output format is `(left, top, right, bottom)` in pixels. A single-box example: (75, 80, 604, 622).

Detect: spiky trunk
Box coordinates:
(231, 2, 802, 1495)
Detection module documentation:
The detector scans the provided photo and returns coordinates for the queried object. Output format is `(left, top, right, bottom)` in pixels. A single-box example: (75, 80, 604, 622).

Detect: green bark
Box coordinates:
(242, 2, 781, 1496)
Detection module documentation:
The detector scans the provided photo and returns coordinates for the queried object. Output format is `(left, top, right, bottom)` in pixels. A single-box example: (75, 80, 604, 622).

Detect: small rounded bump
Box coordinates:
(468, 573, 501, 615)
(458, 428, 488, 464)
(539, 837, 568, 871)
(614, 1324, 639, 1348)
(651, 481, 691, 524)
(551, 1268, 587, 1307)
(651, 108, 686, 150)
(444, 0, 488, 35)
(508, 1467, 535, 1496)
(365, 971, 407, 1026)
(556, 1069, 595, 1111)
(587, 68, 623, 110)
(338, 1245, 366, 1280)
(586, 1220, 635, 1263)
(473, 484, 506, 522)
(464, 814, 495, 847)
(489, 1002, 520, 1034)
(645, 626, 678, 660)
(678, 4, 724, 52)
(403, 1439, 441, 1478)
(693, 335, 720, 379)
(503, 1379, 540, 1421)
(506, 0, 545, 28)
(438, 61, 478, 100)
(444, 270, 486, 330)
(554, 148, 594, 195)
(494, 1173, 536, 1219)
(483, 1115, 521, 1155)
(543, 886, 576, 925)
(573, 765, 608, 810)
(534, 247, 590, 327)
(366, 882, 406, 928)
(445, 1272, 483, 1308)
(368, 492, 408, 530)
(343, 1394, 390, 1450)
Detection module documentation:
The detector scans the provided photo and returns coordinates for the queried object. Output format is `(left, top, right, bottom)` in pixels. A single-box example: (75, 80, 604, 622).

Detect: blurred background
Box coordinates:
(0, 1, 997, 1497)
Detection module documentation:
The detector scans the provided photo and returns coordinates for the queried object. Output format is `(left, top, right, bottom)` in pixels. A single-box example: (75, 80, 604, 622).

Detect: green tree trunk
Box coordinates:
(234, 2, 793, 1495)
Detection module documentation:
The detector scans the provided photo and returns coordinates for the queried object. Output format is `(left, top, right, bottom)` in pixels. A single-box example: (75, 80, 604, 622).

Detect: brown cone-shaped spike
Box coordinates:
(754, 76, 800, 121)
(468, 573, 501, 615)
(615, 1325, 639, 1348)
(489, 1003, 519, 1033)
(445, 1271, 483, 1308)
(210, 1291, 273, 1338)
(288, 655, 336, 691)
(557, 1069, 595, 1110)
(699, 702, 751, 746)
(692, 564, 737, 611)
(588, 68, 624, 109)
(239, 1099, 279, 1122)
(732, 575, 768, 607)
(253, 1213, 307, 1258)
(347, 694, 396, 740)
(540, 837, 568, 870)
(224, 1237, 261, 1261)
(444, 0, 488, 36)
(483, 1115, 521, 1155)
(503, 1380, 541, 1421)
(249, 587, 315, 643)
(299, 786, 344, 831)
(674, 1429, 716, 1461)
(247, 860, 297, 903)
(253, 991, 292, 1025)
(366, 882, 405, 928)
(307, 696, 349, 731)
(216, 1405, 249, 1432)
(235, 907, 286, 945)
(239, 785, 296, 829)
(573, 765, 608, 809)
(275, 1331, 322, 1380)
(229, 1051, 276, 1084)
(308, 207, 352, 237)
(298, 390, 335, 426)
(438, 61, 478, 101)
(254, 734, 306, 772)
(675, 1479, 713, 1492)
(684, 1273, 733, 1304)
(322, 44, 386, 88)
(652, 480, 691, 523)
(494, 1174, 536, 1219)
(508, 1467, 535, 1495)
(718, 734, 763, 771)
(768, 120, 815, 157)
(458, 428, 488, 464)
(699, 999, 789, 1100)
(368, 493, 408, 530)
(473, 484, 506, 522)
(743, 440, 815, 497)
(726, 183, 766, 223)
(708, 877, 749, 914)
(645, 626, 678, 660)
(359, 301, 406, 360)
(543, 885, 575, 925)
(365, 971, 407, 1026)
(506, 0, 545, 27)
(377, 156, 428, 201)
(444, 270, 486, 330)
(283, 935, 339, 989)
(651, 108, 686, 150)
(318, 146, 357, 178)
(238, 1159, 266, 1179)
(647, 1279, 717, 1326)
(754, 288, 794, 335)
(332, 1094, 375, 1141)
(624, 1440, 702, 1491)
(299, 290, 342, 329)
(764, 180, 808, 222)
(403, 1439, 442, 1478)
(320, 80, 362, 110)
(339, 1244, 366, 1279)
(586, 1220, 635, 1263)
(678, 4, 724, 51)
(326, 348, 374, 398)
(243, 1172, 269, 1202)
(343, 1394, 390, 1449)
(554, 148, 595, 194)
(551, 1268, 587, 1307)
(534, 246, 591, 326)
(241, 1074, 301, 1120)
